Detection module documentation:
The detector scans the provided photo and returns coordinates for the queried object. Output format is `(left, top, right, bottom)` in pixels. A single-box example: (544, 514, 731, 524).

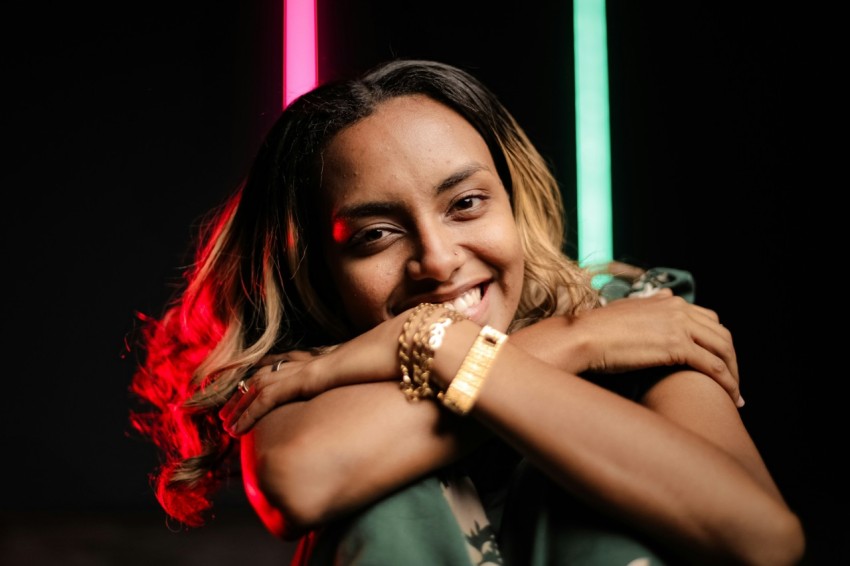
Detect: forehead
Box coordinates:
(320, 95, 497, 212)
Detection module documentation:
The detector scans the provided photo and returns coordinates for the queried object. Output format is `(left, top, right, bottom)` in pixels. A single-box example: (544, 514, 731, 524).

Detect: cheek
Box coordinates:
(488, 218, 525, 298)
(334, 260, 398, 327)
(504, 242, 526, 299)
(491, 216, 524, 272)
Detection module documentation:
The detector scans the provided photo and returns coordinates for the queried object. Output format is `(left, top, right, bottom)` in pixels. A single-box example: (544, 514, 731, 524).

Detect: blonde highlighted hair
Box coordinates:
(130, 58, 599, 527)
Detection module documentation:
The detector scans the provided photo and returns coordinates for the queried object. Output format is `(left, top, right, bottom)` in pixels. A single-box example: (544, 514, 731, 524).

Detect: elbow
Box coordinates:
(728, 508, 805, 566)
(683, 503, 805, 566)
(250, 436, 339, 536)
(760, 510, 805, 566)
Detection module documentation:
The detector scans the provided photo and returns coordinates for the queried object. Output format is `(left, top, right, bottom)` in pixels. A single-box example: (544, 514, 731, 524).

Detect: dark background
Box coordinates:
(2, 1, 838, 564)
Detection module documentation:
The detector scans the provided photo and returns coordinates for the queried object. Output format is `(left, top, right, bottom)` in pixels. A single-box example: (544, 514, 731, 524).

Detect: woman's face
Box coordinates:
(319, 95, 524, 333)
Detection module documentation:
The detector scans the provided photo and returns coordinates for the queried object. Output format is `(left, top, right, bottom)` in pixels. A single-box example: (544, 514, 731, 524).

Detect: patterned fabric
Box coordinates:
(439, 470, 503, 565)
(599, 267, 695, 304)
(291, 464, 668, 566)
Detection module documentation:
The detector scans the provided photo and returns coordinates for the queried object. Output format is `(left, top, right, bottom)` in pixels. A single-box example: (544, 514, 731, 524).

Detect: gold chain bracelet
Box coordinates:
(399, 304, 465, 401)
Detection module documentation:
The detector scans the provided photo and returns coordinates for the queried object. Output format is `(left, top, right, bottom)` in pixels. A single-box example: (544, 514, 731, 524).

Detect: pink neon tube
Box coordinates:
(283, 0, 318, 108)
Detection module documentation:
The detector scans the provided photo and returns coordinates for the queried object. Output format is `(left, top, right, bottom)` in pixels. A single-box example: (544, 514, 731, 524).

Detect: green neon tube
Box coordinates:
(574, 0, 613, 287)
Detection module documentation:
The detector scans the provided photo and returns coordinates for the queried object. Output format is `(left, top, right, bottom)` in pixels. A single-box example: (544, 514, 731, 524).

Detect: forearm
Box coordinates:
(429, 322, 803, 565)
(510, 317, 788, 515)
(244, 379, 488, 535)
(243, 304, 763, 554)
(508, 314, 589, 372)
(241, 314, 586, 533)
(641, 370, 787, 503)
(513, 314, 785, 501)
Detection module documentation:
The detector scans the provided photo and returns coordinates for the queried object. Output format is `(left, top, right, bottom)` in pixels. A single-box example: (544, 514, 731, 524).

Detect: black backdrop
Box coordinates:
(2, 1, 839, 564)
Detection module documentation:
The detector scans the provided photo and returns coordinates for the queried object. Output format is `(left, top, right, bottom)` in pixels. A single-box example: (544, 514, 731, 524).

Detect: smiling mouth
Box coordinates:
(440, 285, 483, 317)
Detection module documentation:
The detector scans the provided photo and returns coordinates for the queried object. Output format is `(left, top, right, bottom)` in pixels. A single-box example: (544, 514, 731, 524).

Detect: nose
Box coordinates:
(406, 221, 462, 282)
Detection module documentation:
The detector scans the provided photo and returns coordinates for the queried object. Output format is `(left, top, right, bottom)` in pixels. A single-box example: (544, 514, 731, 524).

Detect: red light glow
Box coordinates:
(331, 219, 350, 244)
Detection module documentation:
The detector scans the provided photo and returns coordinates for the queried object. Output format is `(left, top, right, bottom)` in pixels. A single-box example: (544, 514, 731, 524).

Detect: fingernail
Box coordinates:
(221, 419, 236, 436)
(736, 395, 745, 408)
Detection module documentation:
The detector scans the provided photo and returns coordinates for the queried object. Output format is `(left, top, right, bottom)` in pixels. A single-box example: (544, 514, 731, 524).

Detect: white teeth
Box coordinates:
(441, 286, 481, 315)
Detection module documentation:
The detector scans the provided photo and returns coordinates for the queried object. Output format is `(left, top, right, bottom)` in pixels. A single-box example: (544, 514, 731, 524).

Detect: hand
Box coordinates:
(570, 288, 742, 406)
(219, 315, 403, 437)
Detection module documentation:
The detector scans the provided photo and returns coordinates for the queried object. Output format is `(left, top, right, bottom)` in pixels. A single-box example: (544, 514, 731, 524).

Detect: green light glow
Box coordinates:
(574, 0, 613, 287)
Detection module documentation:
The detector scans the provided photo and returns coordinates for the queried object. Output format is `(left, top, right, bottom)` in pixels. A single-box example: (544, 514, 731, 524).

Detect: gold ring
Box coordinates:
(237, 379, 249, 394)
(272, 359, 287, 372)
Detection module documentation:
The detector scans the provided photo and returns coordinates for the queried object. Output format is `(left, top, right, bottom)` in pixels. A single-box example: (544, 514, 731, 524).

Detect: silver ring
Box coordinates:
(237, 379, 249, 395)
(272, 359, 287, 372)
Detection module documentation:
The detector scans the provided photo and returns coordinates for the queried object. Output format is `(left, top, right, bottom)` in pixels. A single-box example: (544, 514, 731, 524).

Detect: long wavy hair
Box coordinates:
(129, 59, 600, 527)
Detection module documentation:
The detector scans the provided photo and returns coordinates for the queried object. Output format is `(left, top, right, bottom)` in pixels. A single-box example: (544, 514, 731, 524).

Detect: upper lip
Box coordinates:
(395, 280, 488, 313)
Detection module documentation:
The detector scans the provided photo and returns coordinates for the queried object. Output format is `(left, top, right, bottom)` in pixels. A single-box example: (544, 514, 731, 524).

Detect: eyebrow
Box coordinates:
(333, 164, 488, 221)
(435, 164, 486, 194)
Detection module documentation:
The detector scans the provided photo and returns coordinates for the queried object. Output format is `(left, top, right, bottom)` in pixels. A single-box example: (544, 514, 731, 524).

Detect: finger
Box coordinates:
(652, 297, 741, 406)
(688, 302, 721, 324)
(691, 346, 740, 405)
(689, 309, 739, 383)
(257, 349, 317, 368)
(220, 347, 345, 437)
(221, 364, 307, 436)
(685, 324, 742, 407)
(665, 298, 740, 389)
(219, 363, 277, 434)
(229, 379, 300, 435)
(218, 379, 258, 434)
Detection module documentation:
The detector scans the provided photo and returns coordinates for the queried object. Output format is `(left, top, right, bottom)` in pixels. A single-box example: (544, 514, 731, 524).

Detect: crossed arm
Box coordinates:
(220, 292, 804, 565)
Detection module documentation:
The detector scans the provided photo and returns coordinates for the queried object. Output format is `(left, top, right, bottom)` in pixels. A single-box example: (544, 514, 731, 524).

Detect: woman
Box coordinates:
(131, 59, 804, 565)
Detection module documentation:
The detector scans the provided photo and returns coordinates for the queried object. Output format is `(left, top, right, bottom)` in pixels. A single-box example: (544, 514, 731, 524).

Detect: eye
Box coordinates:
(347, 225, 401, 252)
(449, 193, 488, 217)
(454, 196, 478, 210)
(361, 228, 389, 242)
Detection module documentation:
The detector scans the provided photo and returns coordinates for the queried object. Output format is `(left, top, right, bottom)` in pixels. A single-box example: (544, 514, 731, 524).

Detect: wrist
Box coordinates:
(394, 304, 509, 415)
(397, 304, 469, 400)
(429, 319, 481, 391)
(437, 324, 508, 415)
(509, 315, 591, 374)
